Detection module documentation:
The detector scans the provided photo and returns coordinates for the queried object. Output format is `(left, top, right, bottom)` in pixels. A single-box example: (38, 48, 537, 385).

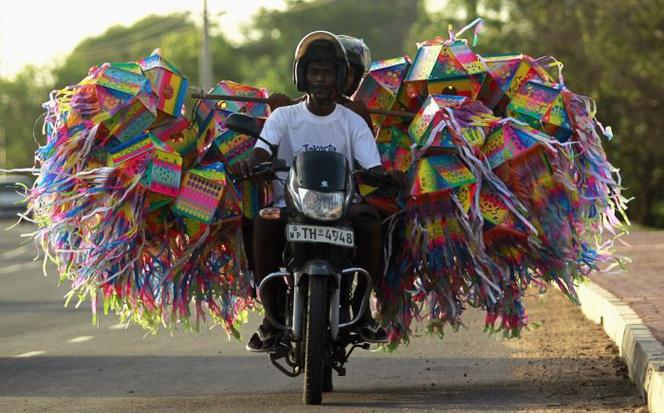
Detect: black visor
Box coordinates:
(294, 151, 348, 192)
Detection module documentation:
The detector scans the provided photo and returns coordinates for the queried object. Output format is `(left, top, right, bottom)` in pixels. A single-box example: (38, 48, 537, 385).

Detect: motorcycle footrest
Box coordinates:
(269, 353, 301, 378)
(332, 365, 346, 376)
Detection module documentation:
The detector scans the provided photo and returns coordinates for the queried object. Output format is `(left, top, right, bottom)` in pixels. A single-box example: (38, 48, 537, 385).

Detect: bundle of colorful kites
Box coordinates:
(26, 22, 628, 345)
(30, 50, 267, 337)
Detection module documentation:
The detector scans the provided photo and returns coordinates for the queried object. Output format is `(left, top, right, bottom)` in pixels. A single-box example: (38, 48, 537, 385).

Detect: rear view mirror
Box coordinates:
(225, 113, 262, 138)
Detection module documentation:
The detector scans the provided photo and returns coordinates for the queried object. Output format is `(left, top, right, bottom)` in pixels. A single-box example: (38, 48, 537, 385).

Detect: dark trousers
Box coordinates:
(252, 203, 382, 325)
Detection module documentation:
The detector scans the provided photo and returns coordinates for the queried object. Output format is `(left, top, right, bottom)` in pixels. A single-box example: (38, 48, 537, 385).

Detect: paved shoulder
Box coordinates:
(592, 230, 664, 344)
(585, 230, 664, 413)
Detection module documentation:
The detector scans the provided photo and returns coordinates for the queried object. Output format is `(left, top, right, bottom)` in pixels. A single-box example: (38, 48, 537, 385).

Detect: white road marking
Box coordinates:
(0, 261, 41, 276)
(625, 243, 664, 249)
(14, 351, 45, 358)
(0, 243, 33, 260)
(108, 323, 128, 330)
(66, 336, 93, 343)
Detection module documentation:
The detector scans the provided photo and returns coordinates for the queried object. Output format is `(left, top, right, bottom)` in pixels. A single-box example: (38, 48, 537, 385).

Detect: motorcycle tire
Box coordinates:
(303, 276, 328, 405)
(323, 363, 333, 392)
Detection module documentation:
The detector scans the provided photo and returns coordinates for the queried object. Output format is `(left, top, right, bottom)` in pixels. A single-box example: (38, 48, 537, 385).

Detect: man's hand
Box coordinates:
(366, 166, 407, 191)
(226, 148, 271, 179)
(390, 170, 408, 192)
(227, 159, 254, 179)
(267, 93, 294, 111)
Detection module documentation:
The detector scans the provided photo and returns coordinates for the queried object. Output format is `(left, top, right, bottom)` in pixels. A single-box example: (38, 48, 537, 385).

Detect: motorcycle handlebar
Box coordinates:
(352, 168, 402, 190)
(235, 162, 401, 190)
(236, 160, 290, 181)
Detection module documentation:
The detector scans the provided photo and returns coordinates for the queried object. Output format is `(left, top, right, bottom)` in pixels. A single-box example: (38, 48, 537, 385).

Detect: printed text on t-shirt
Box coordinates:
(302, 143, 337, 152)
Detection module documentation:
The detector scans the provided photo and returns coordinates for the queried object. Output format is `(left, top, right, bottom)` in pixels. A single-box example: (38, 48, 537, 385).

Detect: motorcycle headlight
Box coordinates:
(296, 188, 345, 221)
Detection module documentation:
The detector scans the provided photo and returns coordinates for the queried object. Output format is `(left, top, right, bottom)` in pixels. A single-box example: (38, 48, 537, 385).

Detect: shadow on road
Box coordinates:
(0, 301, 78, 313)
(0, 355, 639, 411)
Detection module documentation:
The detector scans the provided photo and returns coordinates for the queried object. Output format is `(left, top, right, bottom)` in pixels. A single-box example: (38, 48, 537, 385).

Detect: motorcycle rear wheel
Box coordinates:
(303, 276, 328, 405)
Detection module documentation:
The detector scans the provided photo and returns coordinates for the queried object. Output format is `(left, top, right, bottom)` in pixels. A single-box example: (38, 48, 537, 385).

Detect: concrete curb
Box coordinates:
(577, 280, 664, 412)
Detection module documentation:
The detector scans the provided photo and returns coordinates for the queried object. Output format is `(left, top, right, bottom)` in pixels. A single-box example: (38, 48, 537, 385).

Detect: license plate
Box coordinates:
(286, 224, 354, 247)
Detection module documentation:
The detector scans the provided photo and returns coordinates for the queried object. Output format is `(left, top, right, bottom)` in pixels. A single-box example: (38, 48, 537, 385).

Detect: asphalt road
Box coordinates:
(0, 220, 647, 412)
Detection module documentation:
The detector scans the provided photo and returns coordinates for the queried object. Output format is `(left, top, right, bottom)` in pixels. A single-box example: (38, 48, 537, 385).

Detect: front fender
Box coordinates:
(301, 259, 336, 276)
(294, 259, 338, 287)
(293, 259, 340, 341)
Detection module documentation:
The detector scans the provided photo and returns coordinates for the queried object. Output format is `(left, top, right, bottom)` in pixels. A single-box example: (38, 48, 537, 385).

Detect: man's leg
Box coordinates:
(247, 210, 287, 350)
(347, 203, 385, 340)
(241, 218, 255, 279)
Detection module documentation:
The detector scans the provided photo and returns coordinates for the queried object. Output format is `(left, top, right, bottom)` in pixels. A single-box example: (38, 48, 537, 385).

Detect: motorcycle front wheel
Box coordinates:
(303, 275, 328, 405)
(323, 363, 333, 392)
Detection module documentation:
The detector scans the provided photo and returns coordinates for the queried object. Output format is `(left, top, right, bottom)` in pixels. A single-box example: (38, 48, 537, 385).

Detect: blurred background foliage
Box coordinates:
(0, 0, 661, 226)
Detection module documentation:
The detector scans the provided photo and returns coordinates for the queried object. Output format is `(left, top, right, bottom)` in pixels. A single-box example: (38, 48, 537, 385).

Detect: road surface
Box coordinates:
(0, 221, 646, 412)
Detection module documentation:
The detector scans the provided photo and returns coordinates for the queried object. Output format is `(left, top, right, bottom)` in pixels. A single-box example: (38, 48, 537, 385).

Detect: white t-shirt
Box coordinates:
(255, 101, 381, 206)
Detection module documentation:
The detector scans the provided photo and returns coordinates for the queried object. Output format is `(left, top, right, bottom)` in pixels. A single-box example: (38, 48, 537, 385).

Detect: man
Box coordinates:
(337, 34, 373, 128)
(267, 34, 373, 131)
(230, 31, 388, 351)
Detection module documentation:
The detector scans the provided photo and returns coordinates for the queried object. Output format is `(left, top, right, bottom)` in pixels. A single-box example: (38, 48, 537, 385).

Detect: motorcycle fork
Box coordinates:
(292, 267, 341, 342)
(259, 267, 373, 337)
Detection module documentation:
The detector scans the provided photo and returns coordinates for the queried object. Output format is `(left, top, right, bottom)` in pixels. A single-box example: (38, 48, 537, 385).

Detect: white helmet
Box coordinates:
(292, 31, 349, 93)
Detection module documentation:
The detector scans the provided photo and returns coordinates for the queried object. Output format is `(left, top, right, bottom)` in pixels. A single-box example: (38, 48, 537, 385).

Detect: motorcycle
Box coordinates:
(226, 113, 396, 405)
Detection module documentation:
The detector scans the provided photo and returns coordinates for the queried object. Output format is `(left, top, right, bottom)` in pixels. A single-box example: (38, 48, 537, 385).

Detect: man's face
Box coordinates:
(306, 60, 337, 102)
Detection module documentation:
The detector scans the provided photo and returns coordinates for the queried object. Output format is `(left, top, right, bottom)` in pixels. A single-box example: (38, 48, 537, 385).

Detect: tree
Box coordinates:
(500, 0, 664, 226)
(3, 1, 662, 226)
(0, 67, 52, 169)
(405, 0, 507, 55)
(0, 14, 243, 172)
(407, 0, 664, 226)
(237, 0, 422, 94)
(51, 13, 243, 92)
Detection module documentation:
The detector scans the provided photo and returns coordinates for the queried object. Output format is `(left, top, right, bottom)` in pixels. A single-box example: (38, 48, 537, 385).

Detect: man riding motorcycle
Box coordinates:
(228, 31, 389, 351)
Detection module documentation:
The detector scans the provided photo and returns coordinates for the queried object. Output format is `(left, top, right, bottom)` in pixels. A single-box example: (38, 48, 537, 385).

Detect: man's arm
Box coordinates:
(267, 93, 295, 111)
(227, 106, 285, 178)
(343, 98, 374, 132)
(267, 93, 306, 111)
(349, 112, 406, 190)
(366, 164, 407, 190)
(227, 147, 271, 178)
